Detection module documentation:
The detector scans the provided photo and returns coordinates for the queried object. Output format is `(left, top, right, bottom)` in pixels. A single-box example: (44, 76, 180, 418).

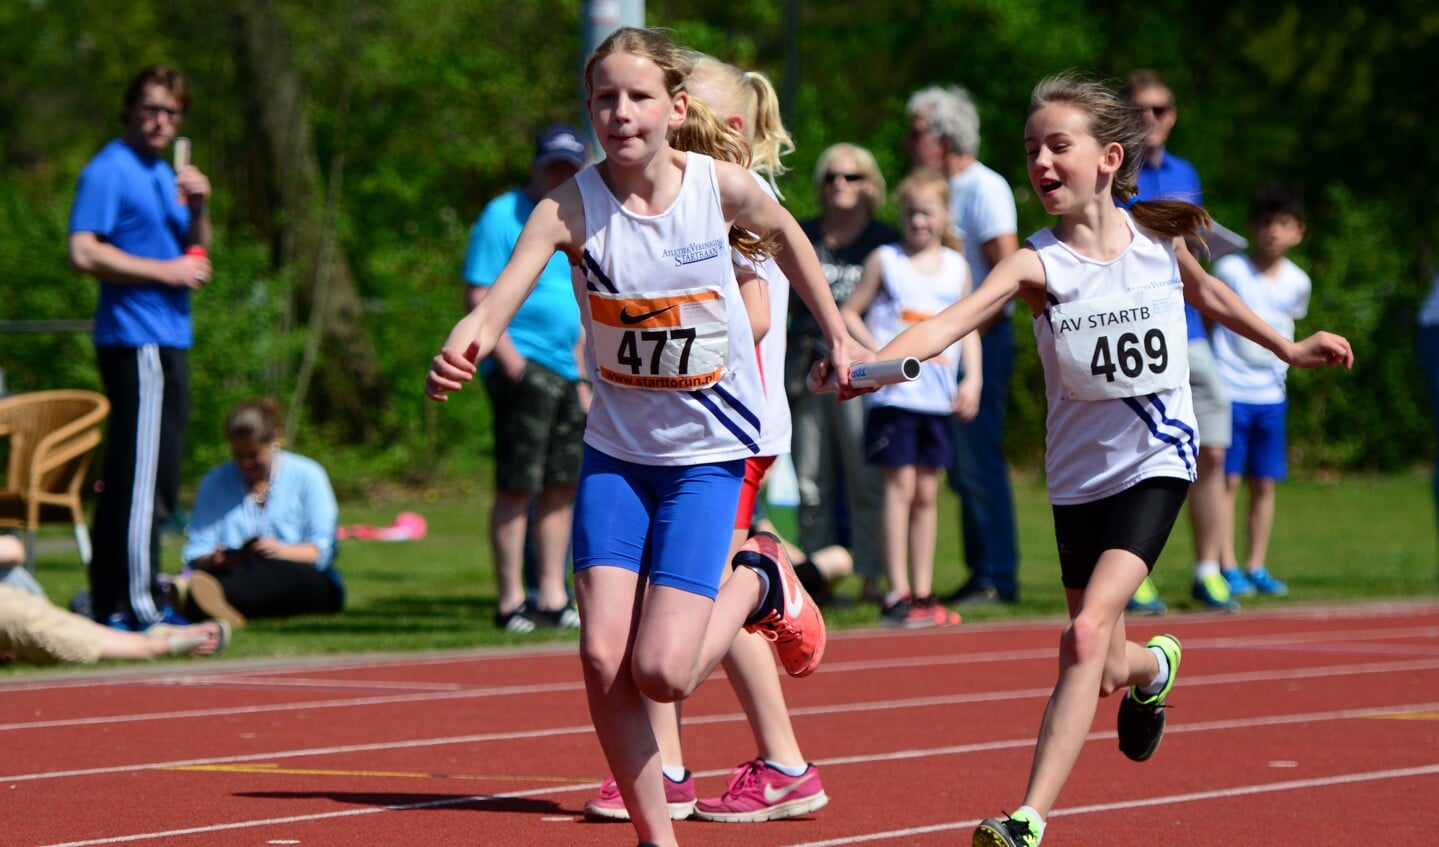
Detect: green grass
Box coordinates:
(10, 469, 1437, 672)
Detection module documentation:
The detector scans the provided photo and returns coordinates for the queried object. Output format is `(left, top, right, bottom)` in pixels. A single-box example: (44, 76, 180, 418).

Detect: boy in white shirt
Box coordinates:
(1210, 183, 1312, 597)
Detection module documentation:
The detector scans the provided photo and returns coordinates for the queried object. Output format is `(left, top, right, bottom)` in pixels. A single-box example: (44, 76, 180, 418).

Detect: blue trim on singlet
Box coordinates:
(583, 249, 617, 293)
(689, 389, 761, 454)
(1123, 393, 1198, 473)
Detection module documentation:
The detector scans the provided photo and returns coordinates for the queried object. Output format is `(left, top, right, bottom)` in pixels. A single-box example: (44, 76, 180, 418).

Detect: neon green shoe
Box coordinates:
(974, 808, 1043, 847)
(1126, 576, 1167, 615)
(1117, 633, 1182, 762)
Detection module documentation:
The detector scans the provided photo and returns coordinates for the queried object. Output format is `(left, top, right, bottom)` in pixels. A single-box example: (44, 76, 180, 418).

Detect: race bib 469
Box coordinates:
(1050, 286, 1189, 401)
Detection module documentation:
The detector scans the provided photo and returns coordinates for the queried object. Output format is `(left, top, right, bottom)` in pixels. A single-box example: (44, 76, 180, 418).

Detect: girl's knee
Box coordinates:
(630, 656, 694, 703)
(1060, 615, 1109, 666)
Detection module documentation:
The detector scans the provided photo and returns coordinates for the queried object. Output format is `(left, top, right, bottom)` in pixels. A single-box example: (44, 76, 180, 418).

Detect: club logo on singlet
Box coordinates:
(662, 238, 726, 267)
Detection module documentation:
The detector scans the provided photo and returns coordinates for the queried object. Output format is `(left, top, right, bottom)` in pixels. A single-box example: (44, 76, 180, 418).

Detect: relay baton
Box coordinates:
(807, 356, 922, 394)
(173, 137, 191, 172)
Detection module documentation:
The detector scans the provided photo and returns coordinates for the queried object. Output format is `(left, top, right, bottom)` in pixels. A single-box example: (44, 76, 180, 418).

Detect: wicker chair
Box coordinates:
(0, 390, 109, 569)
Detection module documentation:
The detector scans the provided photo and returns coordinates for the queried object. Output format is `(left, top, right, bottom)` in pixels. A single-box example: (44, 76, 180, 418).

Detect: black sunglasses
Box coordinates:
(1139, 104, 1173, 118)
(823, 172, 866, 185)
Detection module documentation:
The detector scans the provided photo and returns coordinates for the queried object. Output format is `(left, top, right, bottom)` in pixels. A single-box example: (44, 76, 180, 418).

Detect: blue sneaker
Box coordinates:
(1245, 567, 1289, 596)
(1191, 572, 1239, 611)
(154, 606, 193, 627)
(103, 612, 136, 632)
(1222, 568, 1256, 596)
(1126, 577, 1167, 615)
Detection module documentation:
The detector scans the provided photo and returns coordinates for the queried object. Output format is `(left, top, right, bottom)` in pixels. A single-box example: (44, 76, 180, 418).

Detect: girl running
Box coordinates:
(873, 73, 1352, 847)
(425, 27, 865, 847)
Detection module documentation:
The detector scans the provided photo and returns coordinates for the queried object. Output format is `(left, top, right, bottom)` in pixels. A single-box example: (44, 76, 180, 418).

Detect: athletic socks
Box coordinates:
(764, 759, 809, 777)
(661, 763, 687, 783)
(1139, 644, 1171, 697)
(1194, 559, 1221, 579)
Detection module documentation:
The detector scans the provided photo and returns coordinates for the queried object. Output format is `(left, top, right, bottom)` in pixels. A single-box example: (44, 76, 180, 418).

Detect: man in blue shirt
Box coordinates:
(1125, 70, 1238, 614)
(461, 126, 588, 633)
(68, 64, 212, 630)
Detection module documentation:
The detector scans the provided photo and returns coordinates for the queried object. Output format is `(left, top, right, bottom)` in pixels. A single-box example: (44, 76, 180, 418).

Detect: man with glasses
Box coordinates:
(68, 64, 212, 630)
(1122, 70, 1239, 614)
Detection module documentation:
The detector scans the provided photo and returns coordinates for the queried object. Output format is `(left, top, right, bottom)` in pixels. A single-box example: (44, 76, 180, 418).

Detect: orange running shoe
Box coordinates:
(737, 531, 827, 677)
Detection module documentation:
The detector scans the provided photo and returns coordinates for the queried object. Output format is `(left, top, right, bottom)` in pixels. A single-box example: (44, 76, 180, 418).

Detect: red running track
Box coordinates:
(2, 600, 1437, 846)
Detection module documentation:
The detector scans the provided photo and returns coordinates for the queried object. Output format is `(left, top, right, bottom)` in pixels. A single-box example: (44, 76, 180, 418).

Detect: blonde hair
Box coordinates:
(685, 55, 795, 195)
(1030, 72, 1211, 242)
(588, 28, 773, 263)
(812, 142, 887, 216)
(894, 167, 963, 252)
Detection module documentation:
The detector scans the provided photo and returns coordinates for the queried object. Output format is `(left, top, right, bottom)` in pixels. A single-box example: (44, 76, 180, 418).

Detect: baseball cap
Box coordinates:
(534, 124, 588, 169)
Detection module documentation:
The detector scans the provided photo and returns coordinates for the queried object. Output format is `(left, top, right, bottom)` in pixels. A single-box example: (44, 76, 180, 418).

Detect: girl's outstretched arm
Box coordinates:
(1175, 239, 1353, 370)
(426, 184, 581, 401)
(718, 161, 870, 395)
(876, 247, 1041, 363)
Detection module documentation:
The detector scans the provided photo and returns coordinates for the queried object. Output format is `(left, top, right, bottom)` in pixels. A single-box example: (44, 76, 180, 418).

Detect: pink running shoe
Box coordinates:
(693, 759, 829, 822)
(737, 531, 827, 677)
(583, 772, 696, 821)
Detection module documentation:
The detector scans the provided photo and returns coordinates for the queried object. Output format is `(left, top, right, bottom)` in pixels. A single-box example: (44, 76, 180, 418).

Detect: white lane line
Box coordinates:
(772, 763, 1439, 846)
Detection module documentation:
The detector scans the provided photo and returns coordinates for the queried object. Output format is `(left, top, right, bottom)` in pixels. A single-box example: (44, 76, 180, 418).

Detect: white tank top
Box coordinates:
(864, 243, 968, 415)
(575, 153, 766, 465)
(744, 173, 793, 457)
(1029, 211, 1198, 504)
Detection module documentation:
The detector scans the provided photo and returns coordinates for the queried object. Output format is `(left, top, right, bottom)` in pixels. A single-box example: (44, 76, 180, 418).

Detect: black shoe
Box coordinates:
(535, 603, 580, 629)
(495, 603, 541, 633)
(945, 582, 1010, 606)
(1117, 689, 1167, 762)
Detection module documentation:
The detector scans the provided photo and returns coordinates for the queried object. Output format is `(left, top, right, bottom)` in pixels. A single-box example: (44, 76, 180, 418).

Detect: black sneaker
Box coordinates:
(974, 810, 1042, 846)
(536, 603, 580, 630)
(495, 603, 541, 634)
(1117, 633, 1182, 762)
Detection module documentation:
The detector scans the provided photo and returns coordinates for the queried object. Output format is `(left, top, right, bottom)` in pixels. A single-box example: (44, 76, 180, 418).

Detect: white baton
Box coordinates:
(807, 357, 922, 394)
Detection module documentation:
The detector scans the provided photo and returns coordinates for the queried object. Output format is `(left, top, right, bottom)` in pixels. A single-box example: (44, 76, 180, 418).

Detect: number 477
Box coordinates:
(617, 328, 697, 375)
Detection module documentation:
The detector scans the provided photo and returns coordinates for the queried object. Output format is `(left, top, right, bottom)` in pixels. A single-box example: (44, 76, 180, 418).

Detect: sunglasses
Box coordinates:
(823, 171, 866, 185)
(138, 103, 183, 121)
(1138, 104, 1173, 118)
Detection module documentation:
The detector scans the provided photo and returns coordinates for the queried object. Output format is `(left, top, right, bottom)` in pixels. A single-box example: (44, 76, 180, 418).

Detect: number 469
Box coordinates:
(1090, 329, 1168, 382)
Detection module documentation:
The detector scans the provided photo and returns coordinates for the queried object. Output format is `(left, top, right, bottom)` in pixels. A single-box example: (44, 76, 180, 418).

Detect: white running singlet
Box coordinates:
(574, 153, 766, 465)
(1029, 211, 1198, 504)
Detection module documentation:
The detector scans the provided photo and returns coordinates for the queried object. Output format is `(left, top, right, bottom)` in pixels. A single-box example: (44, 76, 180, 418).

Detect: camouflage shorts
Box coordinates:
(483, 362, 586, 494)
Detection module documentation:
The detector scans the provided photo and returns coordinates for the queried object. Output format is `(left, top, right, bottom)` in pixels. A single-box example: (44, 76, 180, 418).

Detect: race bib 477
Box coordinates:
(589, 286, 730, 390)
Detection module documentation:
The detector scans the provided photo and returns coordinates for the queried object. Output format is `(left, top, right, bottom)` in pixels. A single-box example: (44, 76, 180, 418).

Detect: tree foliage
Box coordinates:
(1, 0, 1433, 490)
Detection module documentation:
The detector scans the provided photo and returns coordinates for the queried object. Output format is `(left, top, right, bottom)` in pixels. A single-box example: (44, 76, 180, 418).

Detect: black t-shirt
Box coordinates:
(788, 216, 902, 363)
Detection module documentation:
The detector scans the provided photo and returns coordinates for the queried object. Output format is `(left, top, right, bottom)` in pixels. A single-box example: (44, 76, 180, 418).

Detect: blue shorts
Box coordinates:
(865, 405, 952, 469)
(571, 446, 744, 600)
(1225, 400, 1288, 481)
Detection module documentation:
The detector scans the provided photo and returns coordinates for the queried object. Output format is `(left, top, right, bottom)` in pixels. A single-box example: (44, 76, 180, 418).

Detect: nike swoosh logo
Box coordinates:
(783, 563, 806, 619)
(619, 304, 675, 324)
(763, 772, 814, 804)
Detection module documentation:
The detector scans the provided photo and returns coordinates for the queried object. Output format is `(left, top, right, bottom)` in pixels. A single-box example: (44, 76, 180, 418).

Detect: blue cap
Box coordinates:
(534, 124, 588, 169)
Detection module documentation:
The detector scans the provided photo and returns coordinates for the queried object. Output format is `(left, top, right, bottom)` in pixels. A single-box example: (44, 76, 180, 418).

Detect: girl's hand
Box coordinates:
(815, 333, 876, 400)
(426, 345, 479, 401)
(1287, 331, 1354, 370)
(952, 380, 981, 422)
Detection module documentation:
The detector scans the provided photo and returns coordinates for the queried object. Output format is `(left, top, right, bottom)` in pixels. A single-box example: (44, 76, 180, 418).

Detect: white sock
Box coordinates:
(662, 763, 688, 782)
(1139, 645, 1170, 696)
(764, 759, 809, 777)
(1015, 805, 1046, 837)
(1194, 560, 1220, 579)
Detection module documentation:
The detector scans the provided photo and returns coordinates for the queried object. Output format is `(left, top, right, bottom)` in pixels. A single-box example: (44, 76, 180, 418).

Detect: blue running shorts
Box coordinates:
(572, 446, 744, 600)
